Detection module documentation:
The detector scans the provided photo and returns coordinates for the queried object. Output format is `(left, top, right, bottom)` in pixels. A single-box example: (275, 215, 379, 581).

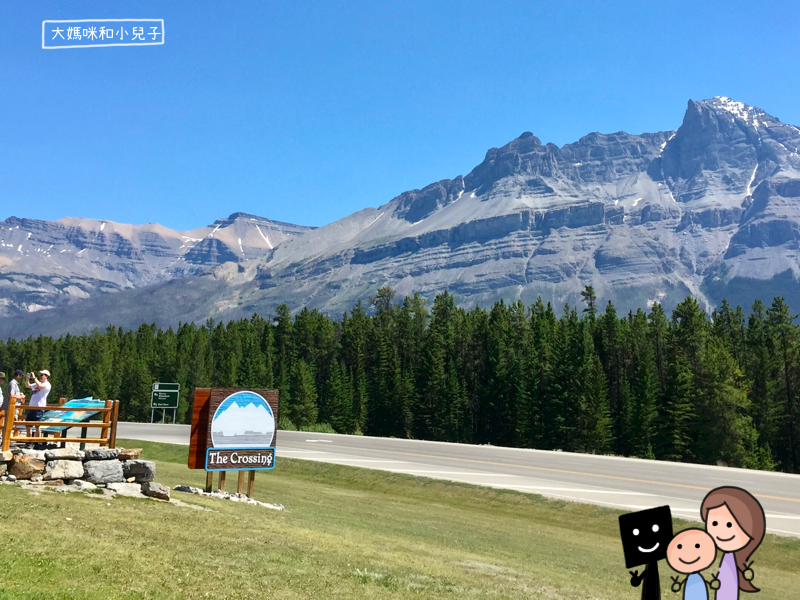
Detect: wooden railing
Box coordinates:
(1, 400, 119, 452)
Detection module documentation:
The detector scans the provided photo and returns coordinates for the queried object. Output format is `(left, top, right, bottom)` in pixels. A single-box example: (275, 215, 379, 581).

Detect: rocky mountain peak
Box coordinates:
(510, 131, 543, 147)
(6, 96, 800, 339)
(659, 97, 800, 207)
(391, 177, 466, 223)
(212, 212, 315, 231)
(701, 96, 771, 127)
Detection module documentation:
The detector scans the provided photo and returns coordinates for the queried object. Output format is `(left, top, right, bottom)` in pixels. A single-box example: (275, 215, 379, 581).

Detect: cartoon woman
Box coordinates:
(700, 487, 766, 599)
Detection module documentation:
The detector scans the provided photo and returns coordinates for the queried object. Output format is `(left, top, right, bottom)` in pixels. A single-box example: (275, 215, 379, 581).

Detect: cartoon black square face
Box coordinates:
(618, 505, 673, 568)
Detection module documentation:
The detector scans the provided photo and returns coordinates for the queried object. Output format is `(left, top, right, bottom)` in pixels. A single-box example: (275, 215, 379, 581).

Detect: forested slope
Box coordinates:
(1, 287, 797, 472)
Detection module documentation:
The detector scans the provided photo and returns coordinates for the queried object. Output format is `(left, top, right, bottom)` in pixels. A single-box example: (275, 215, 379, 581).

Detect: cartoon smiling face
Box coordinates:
(618, 505, 674, 569)
(667, 529, 716, 574)
(705, 504, 752, 552)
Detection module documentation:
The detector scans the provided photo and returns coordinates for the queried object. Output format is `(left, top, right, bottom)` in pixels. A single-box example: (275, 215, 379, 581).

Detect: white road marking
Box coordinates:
(767, 527, 800, 536)
(498, 486, 655, 495)
(318, 459, 408, 464)
(385, 470, 516, 476)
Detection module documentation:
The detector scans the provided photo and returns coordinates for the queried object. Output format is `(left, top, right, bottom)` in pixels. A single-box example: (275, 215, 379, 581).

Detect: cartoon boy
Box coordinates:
(666, 528, 718, 600)
(619, 505, 674, 600)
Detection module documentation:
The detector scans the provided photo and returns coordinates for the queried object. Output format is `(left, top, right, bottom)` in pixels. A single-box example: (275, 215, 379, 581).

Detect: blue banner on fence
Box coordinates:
(41, 398, 106, 432)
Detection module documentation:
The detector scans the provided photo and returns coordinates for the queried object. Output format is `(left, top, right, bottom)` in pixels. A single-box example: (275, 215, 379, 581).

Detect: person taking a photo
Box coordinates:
(25, 370, 51, 442)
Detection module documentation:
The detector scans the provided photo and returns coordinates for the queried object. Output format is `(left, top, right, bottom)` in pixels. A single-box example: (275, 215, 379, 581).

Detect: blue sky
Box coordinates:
(2, 1, 799, 230)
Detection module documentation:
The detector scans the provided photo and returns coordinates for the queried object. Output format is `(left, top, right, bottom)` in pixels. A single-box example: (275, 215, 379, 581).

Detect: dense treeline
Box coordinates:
(1, 287, 799, 473)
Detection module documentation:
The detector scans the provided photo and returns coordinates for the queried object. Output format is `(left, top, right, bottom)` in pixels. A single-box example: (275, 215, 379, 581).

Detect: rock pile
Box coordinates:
(0, 446, 170, 501)
(173, 485, 284, 510)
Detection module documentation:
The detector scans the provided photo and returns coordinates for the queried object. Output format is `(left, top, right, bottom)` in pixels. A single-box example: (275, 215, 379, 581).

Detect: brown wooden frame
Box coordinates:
(1, 400, 120, 451)
(189, 388, 279, 497)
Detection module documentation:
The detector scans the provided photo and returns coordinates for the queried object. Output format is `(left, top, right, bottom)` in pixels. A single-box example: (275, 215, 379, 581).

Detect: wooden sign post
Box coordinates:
(188, 388, 278, 495)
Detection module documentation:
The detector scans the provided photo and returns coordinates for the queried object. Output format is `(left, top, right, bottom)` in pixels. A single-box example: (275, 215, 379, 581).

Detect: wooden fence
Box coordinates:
(1, 399, 119, 452)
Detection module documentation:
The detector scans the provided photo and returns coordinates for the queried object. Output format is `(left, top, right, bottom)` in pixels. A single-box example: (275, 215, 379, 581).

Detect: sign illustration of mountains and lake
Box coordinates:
(210, 391, 276, 448)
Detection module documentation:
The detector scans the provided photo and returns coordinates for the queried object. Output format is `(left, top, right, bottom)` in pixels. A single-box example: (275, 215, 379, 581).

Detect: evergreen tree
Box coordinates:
(466, 307, 492, 444)
(577, 319, 611, 453)
(341, 302, 371, 431)
(596, 301, 629, 454)
(289, 359, 318, 428)
(627, 309, 658, 458)
(273, 304, 295, 418)
(712, 299, 747, 366)
(416, 292, 467, 442)
(327, 359, 356, 433)
(530, 299, 556, 448)
(548, 306, 577, 450)
(581, 285, 598, 322)
(767, 297, 800, 471)
(694, 336, 761, 468)
(745, 301, 779, 465)
(485, 300, 512, 445)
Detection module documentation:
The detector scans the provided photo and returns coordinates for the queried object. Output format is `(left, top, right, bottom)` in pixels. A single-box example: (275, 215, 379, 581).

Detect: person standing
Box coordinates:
(0, 372, 5, 421)
(6, 371, 24, 408)
(25, 370, 51, 440)
(3, 369, 25, 436)
(4, 370, 25, 437)
(4, 370, 24, 410)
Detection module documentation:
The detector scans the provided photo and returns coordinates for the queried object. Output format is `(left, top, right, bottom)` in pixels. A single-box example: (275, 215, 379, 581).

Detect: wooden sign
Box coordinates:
(206, 448, 275, 470)
(189, 388, 278, 471)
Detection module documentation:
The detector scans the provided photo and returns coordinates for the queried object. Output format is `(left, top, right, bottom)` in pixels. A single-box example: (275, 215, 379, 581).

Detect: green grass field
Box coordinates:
(0, 439, 797, 599)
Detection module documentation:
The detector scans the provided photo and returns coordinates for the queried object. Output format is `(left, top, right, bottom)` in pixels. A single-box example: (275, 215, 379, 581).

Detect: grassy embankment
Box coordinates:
(0, 439, 797, 599)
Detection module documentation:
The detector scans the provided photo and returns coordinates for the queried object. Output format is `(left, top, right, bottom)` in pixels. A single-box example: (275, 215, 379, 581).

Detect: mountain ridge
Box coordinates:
(4, 96, 800, 338)
(0, 212, 314, 319)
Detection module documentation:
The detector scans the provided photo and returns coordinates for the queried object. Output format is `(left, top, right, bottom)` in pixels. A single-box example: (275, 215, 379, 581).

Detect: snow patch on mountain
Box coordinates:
(708, 96, 767, 127)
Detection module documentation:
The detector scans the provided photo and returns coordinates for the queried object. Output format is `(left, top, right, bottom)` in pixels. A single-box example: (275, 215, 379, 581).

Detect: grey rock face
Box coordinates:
(14, 449, 46, 460)
(44, 459, 84, 480)
(0, 212, 313, 320)
(394, 178, 466, 223)
(142, 481, 170, 501)
(9, 456, 45, 480)
(70, 479, 97, 492)
(107, 482, 144, 497)
(122, 460, 156, 483)
(82, 448, 119, 461)
(118, 448, 143, 461)
(83, 459, 125, 484)
(45, 448, 83, 461)
(5, 96, 800, 337)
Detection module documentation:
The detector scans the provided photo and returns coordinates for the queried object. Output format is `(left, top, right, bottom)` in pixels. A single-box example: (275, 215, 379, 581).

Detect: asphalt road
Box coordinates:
(116, 422, 800, 537)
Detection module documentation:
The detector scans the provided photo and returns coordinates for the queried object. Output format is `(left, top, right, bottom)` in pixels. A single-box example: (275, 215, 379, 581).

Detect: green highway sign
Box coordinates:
(151, 382, 180, 409)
